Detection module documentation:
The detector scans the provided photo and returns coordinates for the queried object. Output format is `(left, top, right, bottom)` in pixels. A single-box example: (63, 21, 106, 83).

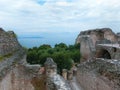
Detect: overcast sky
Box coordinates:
(0, 0, 120, 35)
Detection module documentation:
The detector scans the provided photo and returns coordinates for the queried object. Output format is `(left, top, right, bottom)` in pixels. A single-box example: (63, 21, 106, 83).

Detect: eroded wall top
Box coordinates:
(0, 28, 21, 56)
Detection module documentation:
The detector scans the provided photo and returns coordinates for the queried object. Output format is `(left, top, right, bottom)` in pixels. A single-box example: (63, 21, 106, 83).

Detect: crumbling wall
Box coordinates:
(45, 58, 71, 90)
(76, 28, 118, 61)
(77, 71, 115, 90)
(0, 28, 21, 55)
(0, 29, 46, 90)
(0, 53, 45, 90)
(95, 44, 120, 60)
(0, 65, 35, 90)
(79, 36, 95, 61)
(77, 59, 120, 90)
(76, 28, 120, 90)
(76, 28, 117, 44)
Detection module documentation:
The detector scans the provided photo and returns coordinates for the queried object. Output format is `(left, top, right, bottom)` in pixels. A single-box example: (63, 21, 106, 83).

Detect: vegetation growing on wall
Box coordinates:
(27, 43, 81, 73)
(0, 53, 13, 62)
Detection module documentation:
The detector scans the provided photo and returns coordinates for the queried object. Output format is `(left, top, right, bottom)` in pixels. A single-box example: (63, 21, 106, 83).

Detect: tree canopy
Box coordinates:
(27, 43, 81, 73)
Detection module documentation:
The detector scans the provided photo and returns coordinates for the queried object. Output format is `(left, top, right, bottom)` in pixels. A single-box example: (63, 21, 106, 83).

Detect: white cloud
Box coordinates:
(0, 0, 120, 34)
(56, 1, 73, 6)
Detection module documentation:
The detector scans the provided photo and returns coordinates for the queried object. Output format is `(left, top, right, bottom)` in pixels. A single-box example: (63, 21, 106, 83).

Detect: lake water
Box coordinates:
(18, 32, 78, 48)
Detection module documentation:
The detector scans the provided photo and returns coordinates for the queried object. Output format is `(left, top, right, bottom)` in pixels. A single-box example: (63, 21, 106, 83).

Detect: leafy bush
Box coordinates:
(27, 43, 81, 73)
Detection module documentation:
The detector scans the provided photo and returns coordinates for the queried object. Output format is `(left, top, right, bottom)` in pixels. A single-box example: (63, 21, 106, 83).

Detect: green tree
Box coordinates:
(55, 43, 67, 49)
(27, 43, 81, 74)
(52, 52, 72, 73)
(38, 53, 50, 65)
(39, 44, 51, 50)
(47, 48, 54, 54)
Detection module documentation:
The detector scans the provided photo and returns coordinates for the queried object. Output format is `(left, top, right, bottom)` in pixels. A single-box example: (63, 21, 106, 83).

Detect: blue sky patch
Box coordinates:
(37, 0, 46, 5)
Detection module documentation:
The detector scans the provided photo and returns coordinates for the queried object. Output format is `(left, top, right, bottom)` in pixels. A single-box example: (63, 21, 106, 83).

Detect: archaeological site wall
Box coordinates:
(76, 28, 120, 90)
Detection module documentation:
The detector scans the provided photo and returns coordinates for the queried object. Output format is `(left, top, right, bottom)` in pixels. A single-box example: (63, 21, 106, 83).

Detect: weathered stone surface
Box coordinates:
(0, 63, 44, 90)
(0, 28, 21, 56)
(76, 28, 120, 90)
(48, 74, 71, 90)
(0, 29, 45, 90)
(0, 46, 43, 90)
(77, 59, 120, 90)
(62, 69, 67, 80)
(76, 28, 117, 44)
(0, 29, 72, 90)
(76, 28, 119, 61)
(95, 44, 120, 60)
(117, 33, 120, 43)
(45, 58, 72, 90)
(45, 58, 57, 77)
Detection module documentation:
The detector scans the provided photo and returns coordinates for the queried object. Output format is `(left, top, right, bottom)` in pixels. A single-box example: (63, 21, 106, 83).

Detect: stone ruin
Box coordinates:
(0, 28, 21, 56)
(0, 28, 71, 90)
(62, 65, 77, 81)
(1, 27, 120, 90)
(44, 58, 71, 90)
(76, 28, 120, 90)
(76, 28, 120, 61)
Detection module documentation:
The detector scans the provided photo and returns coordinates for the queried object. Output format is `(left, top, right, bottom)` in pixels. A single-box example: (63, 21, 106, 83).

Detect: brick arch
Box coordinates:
(95, 48, 111, 59)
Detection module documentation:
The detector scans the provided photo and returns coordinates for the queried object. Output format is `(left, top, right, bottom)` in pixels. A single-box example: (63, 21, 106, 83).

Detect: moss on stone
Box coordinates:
(0, 53, 13, 62)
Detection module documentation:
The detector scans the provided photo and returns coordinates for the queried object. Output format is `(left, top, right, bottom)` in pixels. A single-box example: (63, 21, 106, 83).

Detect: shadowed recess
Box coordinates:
(95, 49, 111, 59)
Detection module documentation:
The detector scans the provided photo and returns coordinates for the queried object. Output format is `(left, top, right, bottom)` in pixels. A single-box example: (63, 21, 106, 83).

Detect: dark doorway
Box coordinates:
(95, 49, 111, 59)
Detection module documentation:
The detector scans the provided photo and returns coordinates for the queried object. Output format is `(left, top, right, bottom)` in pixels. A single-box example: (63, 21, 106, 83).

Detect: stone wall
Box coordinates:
(117, 33, 120, 42)
(77, 71, 115, 90)
(0, 52, 70, 90)
(0, 65, 46, 90)
(0, 28, 72, 90)
(76, 28, 120, 90)
(79, 35, 95, 61)
(0, 64, 34, 90)
(0, 29, 46, 90)
(0, 28, 21, 55)
(77, 59, 120, 90)
(76, 28, 117, 44)
(76, 28, 119, 62)
(0, 51, 45, 90)
(45, 58, 71, 90)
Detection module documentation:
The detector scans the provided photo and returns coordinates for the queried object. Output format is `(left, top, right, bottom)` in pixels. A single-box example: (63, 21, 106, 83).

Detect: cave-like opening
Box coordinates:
(95, 49, 111, 59)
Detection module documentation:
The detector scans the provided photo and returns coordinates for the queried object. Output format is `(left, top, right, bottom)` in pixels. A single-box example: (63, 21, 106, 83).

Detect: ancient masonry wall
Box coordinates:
(0, 65, 35, 90)
(76, 59, 120, 90)
(77, 70, 114, 90)
(0, 49, 45, 90)
(0, 28, 21, 55)
(0, 28, 47, 90)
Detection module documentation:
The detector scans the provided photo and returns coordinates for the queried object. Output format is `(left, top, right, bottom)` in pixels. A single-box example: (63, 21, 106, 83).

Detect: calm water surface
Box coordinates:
(18, 32, 78, 48)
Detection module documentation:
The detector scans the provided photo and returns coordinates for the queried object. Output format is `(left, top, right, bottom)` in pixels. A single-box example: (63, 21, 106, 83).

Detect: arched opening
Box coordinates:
(95, 49, 111, 59)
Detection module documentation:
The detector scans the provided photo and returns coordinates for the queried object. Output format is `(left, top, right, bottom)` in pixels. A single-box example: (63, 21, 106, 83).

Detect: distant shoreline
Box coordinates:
(18, 37, 44, 39)
(18, 33, 77, 48)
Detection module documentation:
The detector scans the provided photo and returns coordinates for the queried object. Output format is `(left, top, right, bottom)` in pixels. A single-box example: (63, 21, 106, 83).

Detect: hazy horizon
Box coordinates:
(18, 32, 78, 48)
